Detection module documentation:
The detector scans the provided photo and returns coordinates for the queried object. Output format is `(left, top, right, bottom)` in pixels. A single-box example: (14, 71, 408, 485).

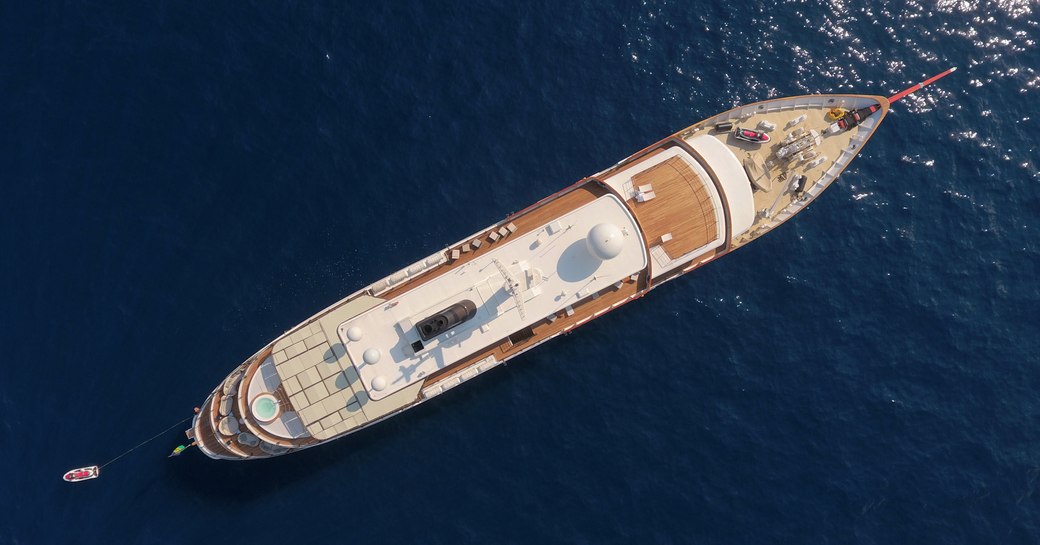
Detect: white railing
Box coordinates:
(421, 355, 499, 400)
(369, 251, 448, 295)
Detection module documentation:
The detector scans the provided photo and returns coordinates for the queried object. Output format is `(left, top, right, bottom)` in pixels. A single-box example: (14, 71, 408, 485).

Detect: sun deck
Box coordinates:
(629, 154, 719, 256)
(377, 183, 609, 300)
(341, 193, 649, 401)
(598, 144, 736, 278)
(420, 268, 644, 395)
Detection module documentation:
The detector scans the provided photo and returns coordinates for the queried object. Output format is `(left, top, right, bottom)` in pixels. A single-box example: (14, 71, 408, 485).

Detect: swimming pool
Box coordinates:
(251, 393, 281, 423)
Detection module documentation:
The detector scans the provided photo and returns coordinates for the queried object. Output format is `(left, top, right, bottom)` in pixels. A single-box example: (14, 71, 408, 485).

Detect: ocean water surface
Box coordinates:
(2, 1, 1038, 543)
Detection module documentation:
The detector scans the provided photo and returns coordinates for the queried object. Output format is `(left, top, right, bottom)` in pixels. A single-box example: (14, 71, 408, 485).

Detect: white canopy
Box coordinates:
(687, 135, 755, 238)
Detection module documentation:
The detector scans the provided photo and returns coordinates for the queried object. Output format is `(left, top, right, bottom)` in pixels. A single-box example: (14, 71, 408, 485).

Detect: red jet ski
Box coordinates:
(733, 127, 770, 144)
(63, 466, 100, 482)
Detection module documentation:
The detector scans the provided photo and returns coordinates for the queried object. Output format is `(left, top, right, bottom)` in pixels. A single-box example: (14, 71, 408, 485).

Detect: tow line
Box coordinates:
(62, 415, 194, 483)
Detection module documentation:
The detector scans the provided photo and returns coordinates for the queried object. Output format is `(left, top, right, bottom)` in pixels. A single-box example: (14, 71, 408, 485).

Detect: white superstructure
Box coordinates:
(191, 93, 893, 460)
(338, 195, 647, 401)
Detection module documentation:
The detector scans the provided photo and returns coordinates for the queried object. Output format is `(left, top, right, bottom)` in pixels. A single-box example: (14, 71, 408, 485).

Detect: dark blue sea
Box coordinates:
(3, 1, 1038, 543)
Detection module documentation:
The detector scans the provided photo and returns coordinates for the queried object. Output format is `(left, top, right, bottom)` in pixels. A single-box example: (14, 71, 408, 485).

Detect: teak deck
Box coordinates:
(628, 154, 718, 258)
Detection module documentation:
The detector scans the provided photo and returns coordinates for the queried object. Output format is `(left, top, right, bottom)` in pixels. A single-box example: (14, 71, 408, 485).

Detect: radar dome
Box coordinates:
(363, 348, 382, 364)
(585, 223, 624, 260)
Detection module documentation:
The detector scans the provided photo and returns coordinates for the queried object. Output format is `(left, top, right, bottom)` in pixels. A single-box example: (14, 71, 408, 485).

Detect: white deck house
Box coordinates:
(338, 195, 648, 400)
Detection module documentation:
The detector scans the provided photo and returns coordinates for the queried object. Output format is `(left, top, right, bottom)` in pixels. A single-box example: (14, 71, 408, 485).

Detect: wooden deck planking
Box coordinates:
(629, 156, 718, 258)
(195, 395, 240, 458)
(198, 392, 256, 458)
(215, 391, 274, 457)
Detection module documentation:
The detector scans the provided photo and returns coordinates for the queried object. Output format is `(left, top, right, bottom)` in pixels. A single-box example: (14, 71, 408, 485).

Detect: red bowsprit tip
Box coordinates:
(888, 67, 958, 104)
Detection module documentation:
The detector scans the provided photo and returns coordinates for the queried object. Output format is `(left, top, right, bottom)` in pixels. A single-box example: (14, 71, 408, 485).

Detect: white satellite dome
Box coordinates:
(346, 326, 363, 342)
(585, 223, 625, 260)
(371, 376, 388, 391)
(363, 348, 382, 364)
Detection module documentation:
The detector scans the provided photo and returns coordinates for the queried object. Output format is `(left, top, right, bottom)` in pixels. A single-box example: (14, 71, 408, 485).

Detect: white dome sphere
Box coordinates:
(362, 348, 382, 364)
(346, 326, 363, 342)
(585, 223, 625, 260)
(371, 376, 388, 391)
